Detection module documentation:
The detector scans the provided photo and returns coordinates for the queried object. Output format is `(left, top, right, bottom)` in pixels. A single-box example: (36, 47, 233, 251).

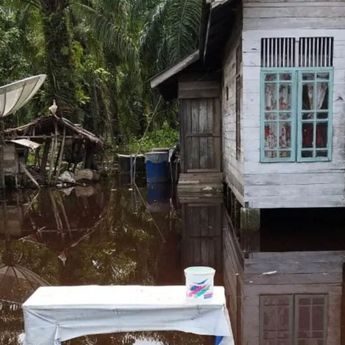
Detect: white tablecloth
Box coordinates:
(21, 285, 234, 345)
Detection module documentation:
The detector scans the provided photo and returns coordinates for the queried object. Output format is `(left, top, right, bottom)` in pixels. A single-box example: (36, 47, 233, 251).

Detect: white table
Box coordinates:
(21, 285, 234, 345)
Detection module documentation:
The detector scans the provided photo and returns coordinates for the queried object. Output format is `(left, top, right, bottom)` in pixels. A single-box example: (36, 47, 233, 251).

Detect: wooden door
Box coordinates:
(179, 82, 221, 173)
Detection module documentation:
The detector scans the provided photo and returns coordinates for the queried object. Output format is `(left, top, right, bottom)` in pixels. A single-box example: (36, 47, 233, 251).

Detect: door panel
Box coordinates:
(180, 98, 221, 173)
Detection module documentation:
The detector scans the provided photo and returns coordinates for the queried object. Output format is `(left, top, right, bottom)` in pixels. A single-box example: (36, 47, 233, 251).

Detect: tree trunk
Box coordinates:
(40, 0, 79, 122)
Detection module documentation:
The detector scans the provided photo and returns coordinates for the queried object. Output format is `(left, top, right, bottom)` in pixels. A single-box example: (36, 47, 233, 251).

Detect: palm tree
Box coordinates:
(140, 0, 202, 74)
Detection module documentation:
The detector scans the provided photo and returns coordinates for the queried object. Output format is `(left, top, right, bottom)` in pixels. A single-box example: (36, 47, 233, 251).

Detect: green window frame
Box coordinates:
(260, 68, 333, 162)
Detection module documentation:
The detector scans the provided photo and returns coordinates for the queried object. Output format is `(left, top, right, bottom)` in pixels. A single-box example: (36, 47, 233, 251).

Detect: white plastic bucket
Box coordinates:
(184, 266, 215, 300)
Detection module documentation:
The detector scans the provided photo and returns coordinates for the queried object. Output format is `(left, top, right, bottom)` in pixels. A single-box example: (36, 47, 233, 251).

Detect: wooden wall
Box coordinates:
(222, 13, 245, 205)
(238, 1, 345, 208)
(223, 212, 245, 344)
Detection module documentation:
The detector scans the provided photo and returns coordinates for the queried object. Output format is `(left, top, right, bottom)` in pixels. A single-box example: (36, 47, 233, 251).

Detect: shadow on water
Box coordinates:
(0, 177, 216, 345)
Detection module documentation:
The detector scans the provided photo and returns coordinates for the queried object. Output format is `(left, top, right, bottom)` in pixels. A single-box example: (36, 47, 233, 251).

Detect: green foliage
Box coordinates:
(140, 0, 202, 73)
(0, 8, 30, 84)
(0, 0, 202, 150)
(126, 121, 179, 153)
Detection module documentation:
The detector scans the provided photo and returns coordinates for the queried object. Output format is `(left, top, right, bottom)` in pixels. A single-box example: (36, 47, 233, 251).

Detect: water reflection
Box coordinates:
(3, 181, 343, 345)
(0, 180, 214, 345)
(223, 212, 345, 345)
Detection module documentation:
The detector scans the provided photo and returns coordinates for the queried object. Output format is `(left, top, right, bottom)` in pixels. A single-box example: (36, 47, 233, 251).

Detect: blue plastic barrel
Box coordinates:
(145, 151, 170, 183)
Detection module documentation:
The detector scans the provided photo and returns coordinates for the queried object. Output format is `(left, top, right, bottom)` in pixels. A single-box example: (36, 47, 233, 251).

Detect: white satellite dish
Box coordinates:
(0, 74, 47, 118)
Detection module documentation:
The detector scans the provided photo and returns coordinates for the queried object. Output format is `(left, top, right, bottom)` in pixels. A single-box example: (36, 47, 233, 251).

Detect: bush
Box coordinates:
(125, 122, 179, 153)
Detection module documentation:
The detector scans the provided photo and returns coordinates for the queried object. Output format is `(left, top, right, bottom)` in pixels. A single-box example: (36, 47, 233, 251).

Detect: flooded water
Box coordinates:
(0, 177, 216, 345)
(1, 177, 344, 344)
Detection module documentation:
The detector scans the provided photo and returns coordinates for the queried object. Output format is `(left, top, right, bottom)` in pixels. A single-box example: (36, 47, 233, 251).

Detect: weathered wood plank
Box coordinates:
(244, 17, 345, 30)
(178, 81, 220, 99)
(244, 6, 345, 19)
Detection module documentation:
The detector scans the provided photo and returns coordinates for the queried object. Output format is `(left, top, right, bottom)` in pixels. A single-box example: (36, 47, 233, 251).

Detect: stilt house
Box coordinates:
(151, 2, 345, 342)
(151, 0, 345, 214)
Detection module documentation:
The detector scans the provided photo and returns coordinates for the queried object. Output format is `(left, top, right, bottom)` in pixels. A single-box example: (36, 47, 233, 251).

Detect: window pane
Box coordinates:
(279, 151, 291, 158)
(317, 72, 329, 80)
(302, 151, 313, 158)
(316, 83, 328, 109)
(265, 84, 277, 110)
(302, 83, 314, 110)
(280, 73, 292, 81)
(280, 112, 291, 120)
(265, 123, 277, 148)
(302, 123, 314, 148)
(316, 123, 328, 148)
(317, 112, 328, 119)
(279, 122, 291, 148)
(265, 150, 277, 159)
(302, 112, 314, 120)
(316, 150, 328, 157)
(302, 73, 315, 81)
(265, 73, 277, 81)
(265, 112, 277, 120)
(279, 84, 292, 110)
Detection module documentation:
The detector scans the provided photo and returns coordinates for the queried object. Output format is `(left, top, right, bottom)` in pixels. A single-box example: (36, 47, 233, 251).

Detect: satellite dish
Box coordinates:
(0, 74, 47, 118)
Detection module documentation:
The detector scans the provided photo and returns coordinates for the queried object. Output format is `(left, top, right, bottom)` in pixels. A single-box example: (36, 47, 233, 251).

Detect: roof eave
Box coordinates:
(150, 50, 200, 89)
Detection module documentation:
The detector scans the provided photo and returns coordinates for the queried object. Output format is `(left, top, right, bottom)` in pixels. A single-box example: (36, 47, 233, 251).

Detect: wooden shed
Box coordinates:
(151, 53, 223, 193)
(5, 114, 103, 185)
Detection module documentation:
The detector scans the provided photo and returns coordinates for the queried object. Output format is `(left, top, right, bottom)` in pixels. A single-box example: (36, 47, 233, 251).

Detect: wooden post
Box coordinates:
(55, 127, 66, 179)
(48, 122, 58, 184)
(40, 140, 51, 176)
(240, 208, 261, 254)
(0, 118, 5, 190)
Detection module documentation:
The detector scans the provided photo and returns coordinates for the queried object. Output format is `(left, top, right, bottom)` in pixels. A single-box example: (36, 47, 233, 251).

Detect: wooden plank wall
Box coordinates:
(222, 18, 245, 205)
(242, 251, 345, 345)
(240, 0, 345, 208)
(223, 212, 245, 344)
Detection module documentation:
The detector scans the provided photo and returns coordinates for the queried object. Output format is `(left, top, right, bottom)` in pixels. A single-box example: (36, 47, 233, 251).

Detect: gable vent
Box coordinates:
(299, 37, 334, 67)
(261, 38, 296, 68)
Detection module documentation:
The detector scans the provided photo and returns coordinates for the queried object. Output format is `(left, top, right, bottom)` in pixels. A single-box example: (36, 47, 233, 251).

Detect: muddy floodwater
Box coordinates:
(1, 176, 345, 344)
(0, 177, 217, 345)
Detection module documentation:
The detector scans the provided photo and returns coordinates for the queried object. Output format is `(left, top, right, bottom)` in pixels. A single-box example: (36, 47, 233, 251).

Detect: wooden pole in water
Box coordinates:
(0, 118, 5, 190)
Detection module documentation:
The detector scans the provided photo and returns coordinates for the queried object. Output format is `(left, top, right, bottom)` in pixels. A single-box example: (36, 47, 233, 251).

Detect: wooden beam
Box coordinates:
(150, 51, 200, 89)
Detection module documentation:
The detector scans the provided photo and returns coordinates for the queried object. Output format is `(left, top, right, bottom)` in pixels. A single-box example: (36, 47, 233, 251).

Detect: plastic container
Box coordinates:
(184, 266, 215, 300)
(145, 151, 170, 183)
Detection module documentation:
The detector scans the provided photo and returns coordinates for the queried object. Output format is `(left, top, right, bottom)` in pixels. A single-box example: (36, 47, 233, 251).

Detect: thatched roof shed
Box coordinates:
(5, 115, 102, 146)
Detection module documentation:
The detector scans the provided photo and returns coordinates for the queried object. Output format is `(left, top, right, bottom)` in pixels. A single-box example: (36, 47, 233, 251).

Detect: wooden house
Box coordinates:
(150, 0, 345, 227)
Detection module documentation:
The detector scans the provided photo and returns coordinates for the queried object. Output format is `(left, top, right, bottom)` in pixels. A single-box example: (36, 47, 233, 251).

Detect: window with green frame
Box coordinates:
(260, 37, 334, 162)
(261, 69, 333, 162)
